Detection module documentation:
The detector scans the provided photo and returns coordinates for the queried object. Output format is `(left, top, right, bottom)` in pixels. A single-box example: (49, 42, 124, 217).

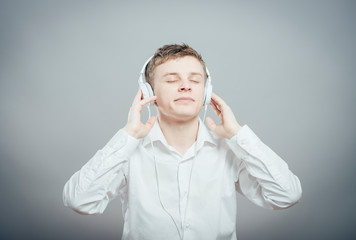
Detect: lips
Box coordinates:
(174, 97, 194, 101)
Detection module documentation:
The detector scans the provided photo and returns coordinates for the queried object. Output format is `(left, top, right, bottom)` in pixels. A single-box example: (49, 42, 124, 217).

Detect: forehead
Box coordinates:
(154, 56, 204, 76)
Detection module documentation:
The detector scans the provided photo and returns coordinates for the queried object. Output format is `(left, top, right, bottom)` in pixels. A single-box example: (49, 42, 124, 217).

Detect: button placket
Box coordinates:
(178, 162, 190, 199)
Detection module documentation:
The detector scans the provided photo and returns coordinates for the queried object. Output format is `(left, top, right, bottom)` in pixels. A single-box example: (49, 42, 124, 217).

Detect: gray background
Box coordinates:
(1, 0, 355, 239)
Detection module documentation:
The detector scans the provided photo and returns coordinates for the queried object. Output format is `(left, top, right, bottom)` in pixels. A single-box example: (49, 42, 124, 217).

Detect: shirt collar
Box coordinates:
(142, 117, 218, 148)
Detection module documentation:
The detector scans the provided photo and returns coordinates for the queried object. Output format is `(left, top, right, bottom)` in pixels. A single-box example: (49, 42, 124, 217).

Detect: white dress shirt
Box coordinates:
(63, 117, 302, 240)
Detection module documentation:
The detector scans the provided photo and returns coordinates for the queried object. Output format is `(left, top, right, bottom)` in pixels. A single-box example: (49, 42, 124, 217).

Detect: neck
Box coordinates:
(157, 114, 200, 154)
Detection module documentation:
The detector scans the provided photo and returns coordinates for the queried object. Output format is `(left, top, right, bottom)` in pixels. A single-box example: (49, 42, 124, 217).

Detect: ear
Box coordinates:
(153, 91, 158, 107)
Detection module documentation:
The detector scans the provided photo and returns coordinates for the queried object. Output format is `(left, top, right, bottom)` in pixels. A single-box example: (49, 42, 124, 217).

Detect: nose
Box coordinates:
(178, 79, 192, 92)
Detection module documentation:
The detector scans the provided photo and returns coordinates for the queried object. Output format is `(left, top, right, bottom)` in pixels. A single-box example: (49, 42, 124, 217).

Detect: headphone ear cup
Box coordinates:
(145, 83, 154, 106)
(203, 83, 213, 106)
(139, 82, 152, 99)
(144, 82, 154, 98)
(139, 81, 154, 106)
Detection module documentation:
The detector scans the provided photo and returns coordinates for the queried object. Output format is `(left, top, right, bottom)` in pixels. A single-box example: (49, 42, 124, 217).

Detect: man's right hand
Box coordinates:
(122, 89, 157, 139)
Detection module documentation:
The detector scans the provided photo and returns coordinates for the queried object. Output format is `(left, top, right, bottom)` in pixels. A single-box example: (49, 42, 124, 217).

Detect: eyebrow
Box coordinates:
(163, 73, 179, 77)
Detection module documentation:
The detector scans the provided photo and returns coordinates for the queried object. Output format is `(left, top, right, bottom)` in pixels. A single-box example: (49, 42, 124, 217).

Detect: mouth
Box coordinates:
(174, 97, 195, 102)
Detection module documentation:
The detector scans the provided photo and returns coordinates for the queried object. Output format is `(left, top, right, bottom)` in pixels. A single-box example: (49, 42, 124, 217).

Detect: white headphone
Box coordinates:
(138, 56, 213, 107)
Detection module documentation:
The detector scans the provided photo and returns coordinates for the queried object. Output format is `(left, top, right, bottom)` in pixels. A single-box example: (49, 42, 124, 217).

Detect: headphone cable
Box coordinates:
(146, 104, 208, 240)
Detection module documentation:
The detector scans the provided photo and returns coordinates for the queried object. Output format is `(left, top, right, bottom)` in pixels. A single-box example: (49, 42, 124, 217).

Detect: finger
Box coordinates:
(143, 116, 157, 133)
(132, 89, 143, 105)
(209, 101, 219, 115)
(205, 117, 217, 131)
(210, 98, 220, 112)
(145, 116, 156, 127)
(210, 97, 222, 113)
(139, 95, 157, 107)
(210, 101, 222, 119)
(130, 96, 157, 121)
(211, 92, 228, 111)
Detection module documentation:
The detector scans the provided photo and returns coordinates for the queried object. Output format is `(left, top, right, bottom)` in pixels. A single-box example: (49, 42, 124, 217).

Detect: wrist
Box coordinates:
(122, 125, 139, 139)
(227, 125, 242, 139)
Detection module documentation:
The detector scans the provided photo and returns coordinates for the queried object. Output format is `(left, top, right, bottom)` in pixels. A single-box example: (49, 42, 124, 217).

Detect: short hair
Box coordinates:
(145, 43, 207, 88)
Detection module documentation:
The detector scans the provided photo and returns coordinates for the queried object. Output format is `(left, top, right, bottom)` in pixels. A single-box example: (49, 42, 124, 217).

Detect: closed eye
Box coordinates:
(167, 79, 178, 83)
(190, 79, 201, 83)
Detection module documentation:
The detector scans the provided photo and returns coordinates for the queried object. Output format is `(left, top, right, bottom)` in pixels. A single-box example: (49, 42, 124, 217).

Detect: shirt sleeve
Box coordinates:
(225, 125, 302, 210)
(62, 129, 140, 215)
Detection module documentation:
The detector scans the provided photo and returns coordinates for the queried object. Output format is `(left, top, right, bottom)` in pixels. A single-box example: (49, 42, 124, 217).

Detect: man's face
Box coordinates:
(152, 56, 205, 122)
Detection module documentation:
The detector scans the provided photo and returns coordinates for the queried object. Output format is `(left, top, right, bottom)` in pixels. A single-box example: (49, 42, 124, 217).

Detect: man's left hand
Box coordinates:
(206, 92, 242, 139)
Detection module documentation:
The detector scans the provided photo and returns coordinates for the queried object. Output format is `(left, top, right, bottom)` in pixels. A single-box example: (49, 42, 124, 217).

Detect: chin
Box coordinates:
(175, 110, 200, 119)
(158, 104, 201, 119)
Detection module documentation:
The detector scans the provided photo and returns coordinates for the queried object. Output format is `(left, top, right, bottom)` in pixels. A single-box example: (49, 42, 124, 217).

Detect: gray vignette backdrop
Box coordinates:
(1, 0, 355, 239)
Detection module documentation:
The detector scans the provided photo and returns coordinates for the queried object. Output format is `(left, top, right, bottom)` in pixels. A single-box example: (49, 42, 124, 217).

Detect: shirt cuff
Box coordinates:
(102, 128, 141, 158)
(236, 125, 261, 146)
(225, 125, 261, 159)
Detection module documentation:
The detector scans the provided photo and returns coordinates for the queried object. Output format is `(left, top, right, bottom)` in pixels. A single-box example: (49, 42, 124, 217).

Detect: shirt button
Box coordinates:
(239, 139, 247, 146)
(185, 223, 190, 229)
(118, 138, 125, 146)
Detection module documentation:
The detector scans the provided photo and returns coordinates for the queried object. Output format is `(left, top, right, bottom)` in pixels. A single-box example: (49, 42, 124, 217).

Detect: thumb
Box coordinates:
(206, 117, 217, 132)
(143, 116, 156, 133)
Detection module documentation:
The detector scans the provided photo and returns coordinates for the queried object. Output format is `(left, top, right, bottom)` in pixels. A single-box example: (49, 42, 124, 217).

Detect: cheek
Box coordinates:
(155, 86, 173, 98)
(153, 91, 169, 107)
(197, 87, 205, 100)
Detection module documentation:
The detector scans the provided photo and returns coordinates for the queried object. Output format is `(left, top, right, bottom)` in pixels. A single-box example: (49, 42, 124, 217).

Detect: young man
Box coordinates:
(63, 44, 302, 240)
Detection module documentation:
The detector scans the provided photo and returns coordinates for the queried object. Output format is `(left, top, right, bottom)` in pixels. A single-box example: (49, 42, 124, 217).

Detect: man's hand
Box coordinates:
(122, 89, 157, 139)
(206, 92, 242, 139)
